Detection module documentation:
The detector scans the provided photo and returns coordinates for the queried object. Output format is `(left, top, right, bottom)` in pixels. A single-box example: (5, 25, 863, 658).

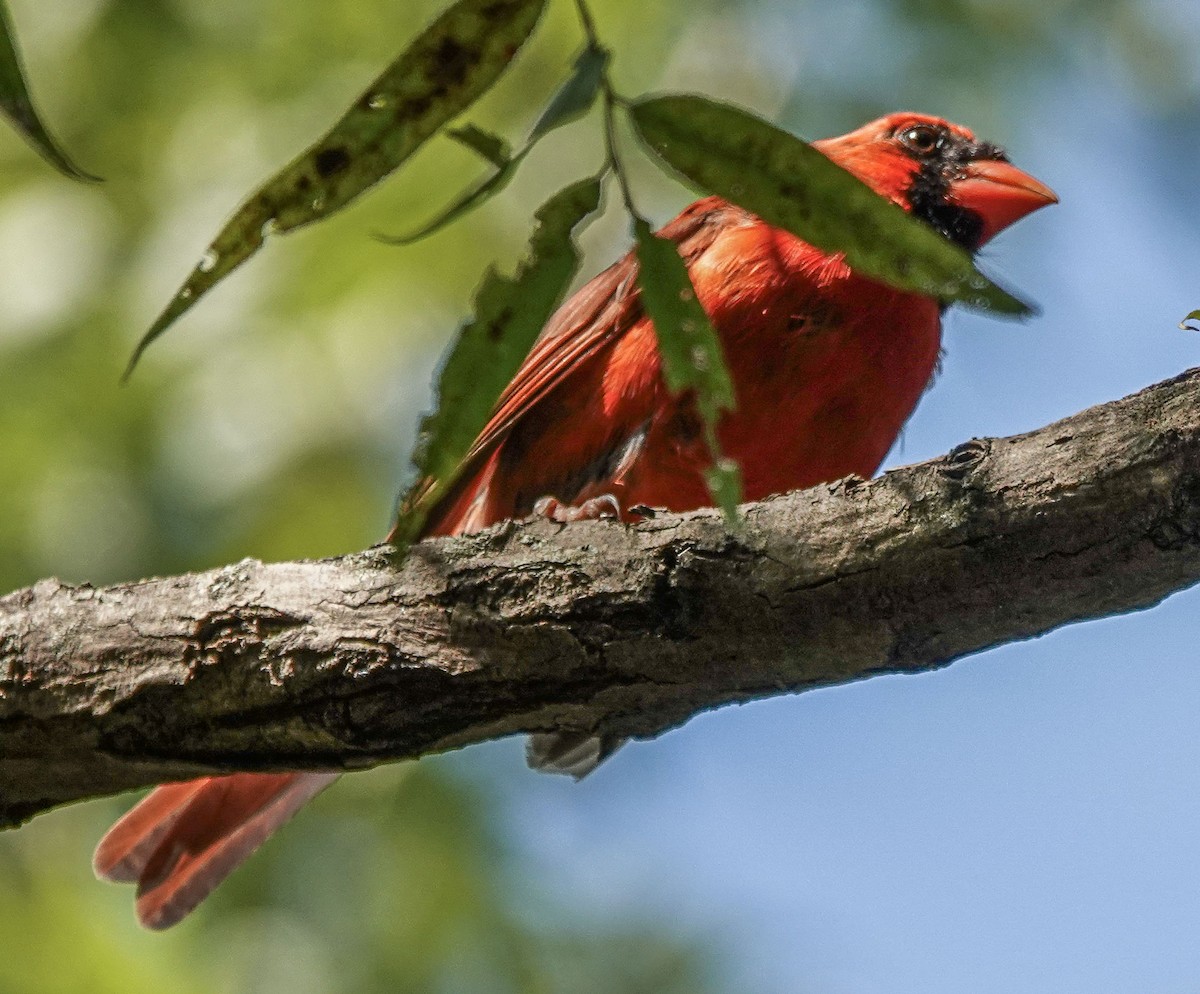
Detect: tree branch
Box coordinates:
(4, 369, 1200, 827)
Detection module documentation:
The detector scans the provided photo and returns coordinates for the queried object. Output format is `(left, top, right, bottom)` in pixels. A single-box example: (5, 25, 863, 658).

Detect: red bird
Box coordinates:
(94, 112, 1056, 928)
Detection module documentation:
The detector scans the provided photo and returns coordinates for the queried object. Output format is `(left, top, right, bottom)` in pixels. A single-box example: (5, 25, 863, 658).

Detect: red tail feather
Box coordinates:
(93, 772, 338, 929)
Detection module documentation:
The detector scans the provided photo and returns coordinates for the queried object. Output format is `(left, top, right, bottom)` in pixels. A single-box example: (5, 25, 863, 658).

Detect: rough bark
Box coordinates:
(3, 369, 1200, 828)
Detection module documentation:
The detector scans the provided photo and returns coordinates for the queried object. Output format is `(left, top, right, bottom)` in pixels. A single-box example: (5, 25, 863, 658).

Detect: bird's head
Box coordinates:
(814, 112, 1057, 252)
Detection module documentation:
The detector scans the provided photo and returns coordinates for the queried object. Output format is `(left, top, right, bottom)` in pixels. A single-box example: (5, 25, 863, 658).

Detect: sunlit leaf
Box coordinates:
(1180, 309, 1200, 332)
(0, 0, 96, 181)
(528, 42, 608, 142)
(377, 147, 530, 245)
(629, 93, 1032, 317)
(390, 175, 604, 549)
(125, 0, 548, 378)
(633, 218, 742, 522)
(448, 123, 510, 166)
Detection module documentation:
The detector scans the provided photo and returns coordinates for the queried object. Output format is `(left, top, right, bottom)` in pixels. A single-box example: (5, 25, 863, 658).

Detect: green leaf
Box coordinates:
(381, 42, 608, 247)
(704, 458, 743, 524)
(0, 0, 97, 181)
(390, 174, 604, 549)
(633, 218, 742, 522)
(448, 123, 510, 167)
(528, 42, 608, 142)
(1180, 310, 1200, 332)
(377, 146, 529, 245)
(124, 0, 548, 378)
(629, 93, 1032, 317)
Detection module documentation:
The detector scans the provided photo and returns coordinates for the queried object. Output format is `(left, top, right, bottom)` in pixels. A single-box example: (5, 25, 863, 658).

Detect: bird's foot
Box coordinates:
(533, 494, 623, 523)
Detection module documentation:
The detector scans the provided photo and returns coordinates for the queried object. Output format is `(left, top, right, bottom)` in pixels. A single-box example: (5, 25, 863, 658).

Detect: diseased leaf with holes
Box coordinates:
(1180, 310, 1200, 332)
(125, 0, 547, 378)
(0, 0, 96, 181)
(528, 42, 608, 142)
(389, 175, 604, 549)
(633, 218, 742, 522)
(630, 93, 1032, 318)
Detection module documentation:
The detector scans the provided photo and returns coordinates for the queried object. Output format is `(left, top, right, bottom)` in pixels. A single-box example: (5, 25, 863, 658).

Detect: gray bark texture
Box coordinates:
(4, 368, 1200, 828)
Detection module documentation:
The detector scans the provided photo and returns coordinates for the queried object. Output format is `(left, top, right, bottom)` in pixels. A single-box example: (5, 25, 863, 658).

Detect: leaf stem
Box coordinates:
(600, 88, 637, 217)
(571, 0, 599, 42)
(572, 0, 638, 219)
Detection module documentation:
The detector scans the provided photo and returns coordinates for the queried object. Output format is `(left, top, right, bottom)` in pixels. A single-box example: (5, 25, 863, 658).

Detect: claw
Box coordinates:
(533, 494, 623, 523)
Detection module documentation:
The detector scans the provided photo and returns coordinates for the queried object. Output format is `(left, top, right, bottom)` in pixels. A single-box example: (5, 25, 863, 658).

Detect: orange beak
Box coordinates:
(946, 159, 1058, 244)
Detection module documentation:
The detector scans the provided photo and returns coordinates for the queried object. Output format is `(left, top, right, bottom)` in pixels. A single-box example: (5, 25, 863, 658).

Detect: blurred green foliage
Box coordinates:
(0, 0, 1189, 989)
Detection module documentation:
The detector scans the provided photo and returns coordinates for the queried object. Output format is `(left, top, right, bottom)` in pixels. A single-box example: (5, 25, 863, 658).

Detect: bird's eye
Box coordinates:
(898, 124, 942, 154)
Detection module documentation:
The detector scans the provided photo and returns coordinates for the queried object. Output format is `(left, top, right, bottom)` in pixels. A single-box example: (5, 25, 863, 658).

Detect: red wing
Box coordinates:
(417, 197, 749, 537)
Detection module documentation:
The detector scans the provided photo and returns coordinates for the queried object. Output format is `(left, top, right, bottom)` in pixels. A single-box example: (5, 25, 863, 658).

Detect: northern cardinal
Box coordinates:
(94, 112, 1056, 928)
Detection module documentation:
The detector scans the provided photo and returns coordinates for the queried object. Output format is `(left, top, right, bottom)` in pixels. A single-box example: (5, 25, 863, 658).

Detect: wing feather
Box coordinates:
(419, 197, 748, 537)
